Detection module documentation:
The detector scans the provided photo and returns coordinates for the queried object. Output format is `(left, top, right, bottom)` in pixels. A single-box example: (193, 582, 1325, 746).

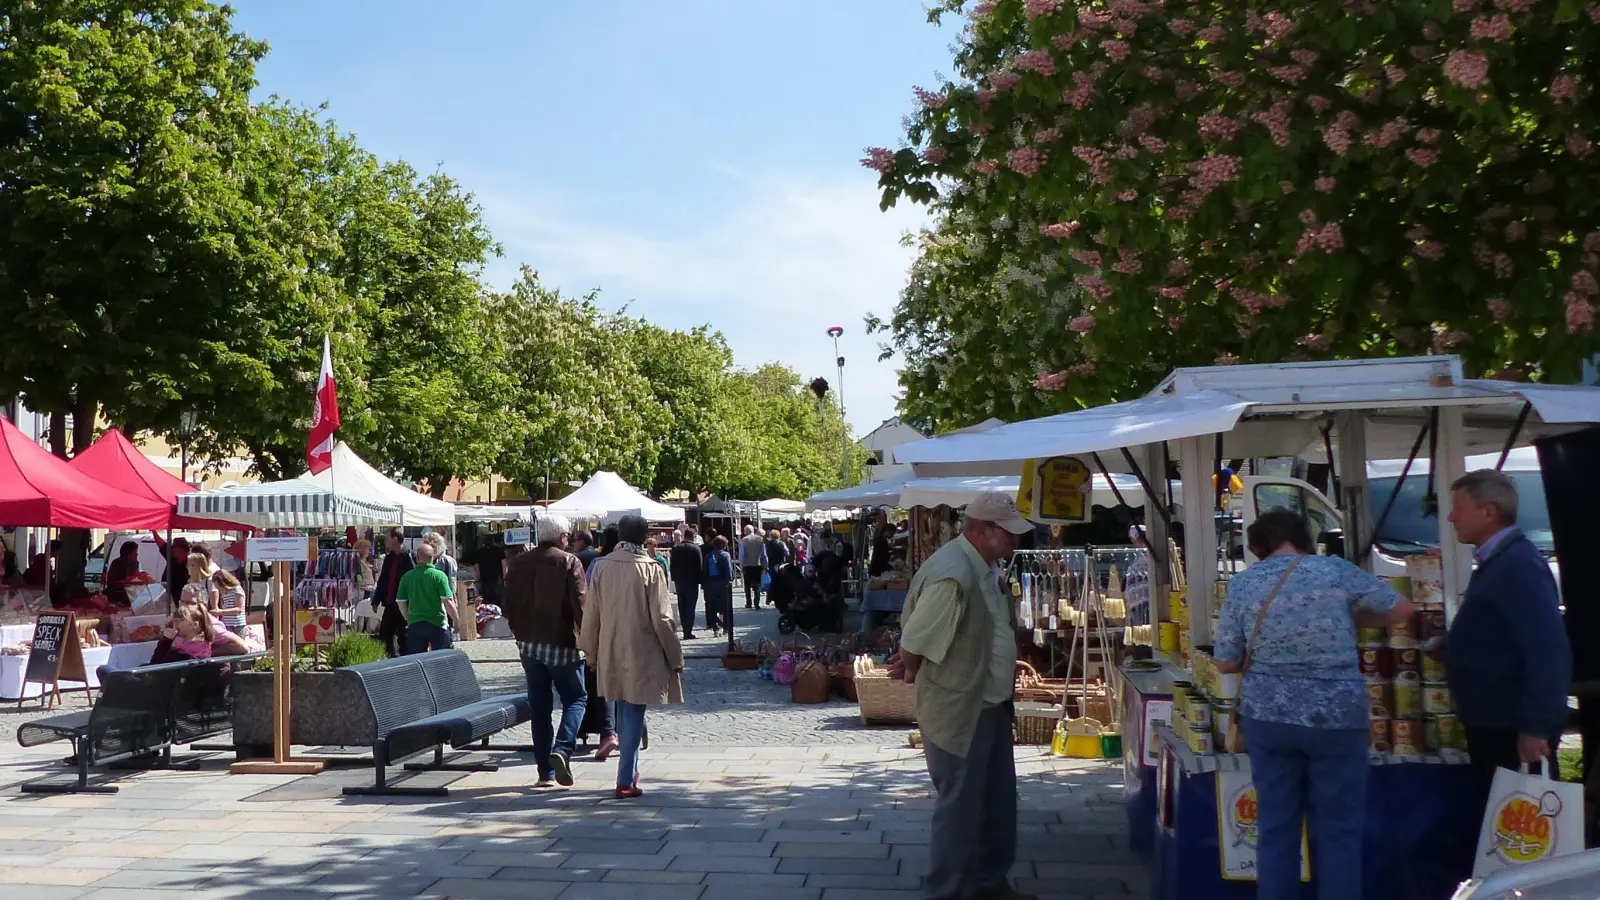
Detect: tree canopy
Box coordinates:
(865, 0, 1600, 427)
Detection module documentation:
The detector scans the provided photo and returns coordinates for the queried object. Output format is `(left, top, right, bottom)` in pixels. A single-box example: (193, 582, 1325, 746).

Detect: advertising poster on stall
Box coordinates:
(1016, 456, 1093, 524)
(1216, 768, 1312, 881)
(1142, 699, 1174, 768)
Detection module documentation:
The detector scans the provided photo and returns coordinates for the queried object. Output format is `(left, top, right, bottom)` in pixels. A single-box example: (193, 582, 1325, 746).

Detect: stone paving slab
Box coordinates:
(0, 742, 1146, 900)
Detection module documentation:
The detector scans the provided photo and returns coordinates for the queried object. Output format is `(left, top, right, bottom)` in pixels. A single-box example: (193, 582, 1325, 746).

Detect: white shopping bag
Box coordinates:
(1473, 763, 1585, 877)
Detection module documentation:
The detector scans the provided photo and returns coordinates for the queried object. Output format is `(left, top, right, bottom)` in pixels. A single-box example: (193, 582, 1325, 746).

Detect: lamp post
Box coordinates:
(827, 326, 849, 486)
(178, 410, 199, 483)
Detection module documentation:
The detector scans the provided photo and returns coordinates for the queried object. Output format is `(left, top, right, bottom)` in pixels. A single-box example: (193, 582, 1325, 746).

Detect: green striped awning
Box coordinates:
(177, 480, 402, 528)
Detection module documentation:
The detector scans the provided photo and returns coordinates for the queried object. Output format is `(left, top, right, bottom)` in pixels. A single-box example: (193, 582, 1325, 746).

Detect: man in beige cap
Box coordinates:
(894, 491, 1035, 900)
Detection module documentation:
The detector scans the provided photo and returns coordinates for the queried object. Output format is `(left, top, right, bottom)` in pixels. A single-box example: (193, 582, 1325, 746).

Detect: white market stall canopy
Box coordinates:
(177, 480, 402, 529)
(895, 357, 1600, 475)
(298, 442, 457, 526)
(453, 504, 530, 523)
(758, 498, 807, 516)
(546, 471, 685, 522)
(803, 472, 916, 511)
(897, 473, 1149, 511)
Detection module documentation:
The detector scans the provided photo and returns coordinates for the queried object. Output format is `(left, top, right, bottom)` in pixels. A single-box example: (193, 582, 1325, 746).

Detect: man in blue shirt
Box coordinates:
(1445, 469, 1571, 803)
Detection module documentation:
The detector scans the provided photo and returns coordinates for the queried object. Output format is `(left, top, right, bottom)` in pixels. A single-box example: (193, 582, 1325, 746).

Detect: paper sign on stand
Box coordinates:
(504, 527, 531, 546)
(248, 536, 316, 563)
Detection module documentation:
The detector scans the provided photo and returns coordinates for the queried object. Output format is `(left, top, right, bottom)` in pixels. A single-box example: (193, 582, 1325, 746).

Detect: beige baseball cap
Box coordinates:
(965, 491, 1035, 535)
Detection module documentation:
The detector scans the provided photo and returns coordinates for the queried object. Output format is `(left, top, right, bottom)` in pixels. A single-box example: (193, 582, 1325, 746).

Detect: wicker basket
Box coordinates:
(722, 650, 760, 670)
(1014, 702, 1063, 745)
(854, 657, 916, 725)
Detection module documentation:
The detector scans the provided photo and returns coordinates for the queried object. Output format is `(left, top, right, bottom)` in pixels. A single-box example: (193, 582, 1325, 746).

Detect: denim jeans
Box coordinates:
(1240, 717, 1368, 900)
(404, 621, 452, 655)
(521, 658, 588, 779)
(615, 701, 648, 788)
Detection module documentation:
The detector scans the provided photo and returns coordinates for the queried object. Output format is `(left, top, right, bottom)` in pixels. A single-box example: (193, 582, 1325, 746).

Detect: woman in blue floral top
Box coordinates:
(1214, 509, 1413, 900)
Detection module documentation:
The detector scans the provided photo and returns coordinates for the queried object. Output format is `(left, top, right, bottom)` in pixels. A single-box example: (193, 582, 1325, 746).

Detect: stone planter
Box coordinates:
(230, 670, 378, 758)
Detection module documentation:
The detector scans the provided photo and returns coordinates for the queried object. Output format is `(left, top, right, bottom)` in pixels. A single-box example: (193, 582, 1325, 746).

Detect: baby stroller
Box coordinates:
(768, 562, 845, 634)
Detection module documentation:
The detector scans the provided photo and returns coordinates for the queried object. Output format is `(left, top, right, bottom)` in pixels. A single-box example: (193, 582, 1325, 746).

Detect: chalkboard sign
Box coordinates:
(21, 611, 86, 707)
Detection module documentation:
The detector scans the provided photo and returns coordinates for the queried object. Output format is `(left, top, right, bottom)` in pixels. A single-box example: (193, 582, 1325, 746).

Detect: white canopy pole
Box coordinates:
(1334, 412, 1374, 571)
(1138, 442, 1171, 623)
(1434, 407, 1473, 623)
(1179, 436, 1218, 646)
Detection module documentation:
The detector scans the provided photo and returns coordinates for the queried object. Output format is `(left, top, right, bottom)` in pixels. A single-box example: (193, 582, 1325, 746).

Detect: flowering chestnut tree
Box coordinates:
(866, 0, 1600, 422)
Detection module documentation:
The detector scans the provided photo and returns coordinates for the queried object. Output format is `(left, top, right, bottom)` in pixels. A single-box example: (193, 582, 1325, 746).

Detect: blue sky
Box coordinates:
(229, 1, 959, 432)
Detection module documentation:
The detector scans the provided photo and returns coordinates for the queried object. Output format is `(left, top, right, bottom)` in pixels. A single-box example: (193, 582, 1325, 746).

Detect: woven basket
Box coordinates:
(829, 663, 858, 702)
(854, 659, 916, 725)
(722, 650, 760, 671)
(791, 653, 831, 705)
(1014, 702, 1062, 745)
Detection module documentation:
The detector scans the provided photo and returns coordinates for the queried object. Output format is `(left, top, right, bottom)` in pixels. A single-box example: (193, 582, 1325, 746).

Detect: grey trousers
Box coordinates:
(922, 702, 1018, 900)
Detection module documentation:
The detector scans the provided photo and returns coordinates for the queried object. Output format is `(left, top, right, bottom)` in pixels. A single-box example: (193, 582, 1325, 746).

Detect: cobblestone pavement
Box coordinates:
(0, 742, 1142, 900)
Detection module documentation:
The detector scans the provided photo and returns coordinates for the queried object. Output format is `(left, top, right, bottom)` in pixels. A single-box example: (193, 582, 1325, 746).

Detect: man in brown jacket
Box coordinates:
(503, 513, 589, 788)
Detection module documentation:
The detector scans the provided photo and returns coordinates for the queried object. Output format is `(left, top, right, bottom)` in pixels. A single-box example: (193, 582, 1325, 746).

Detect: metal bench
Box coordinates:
(16, 654, 261, 793)
(341, 649, 532, 796)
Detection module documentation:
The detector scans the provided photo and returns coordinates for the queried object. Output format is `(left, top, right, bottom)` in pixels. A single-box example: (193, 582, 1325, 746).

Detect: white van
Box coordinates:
(1238, 446, 1556, 582)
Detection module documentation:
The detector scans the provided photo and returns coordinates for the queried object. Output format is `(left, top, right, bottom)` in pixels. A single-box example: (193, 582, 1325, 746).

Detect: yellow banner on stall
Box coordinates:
(1016, 456, 1092, 524)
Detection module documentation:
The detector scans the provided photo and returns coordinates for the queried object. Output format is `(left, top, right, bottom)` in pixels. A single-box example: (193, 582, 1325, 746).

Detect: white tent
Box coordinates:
(546, 471, 685, 522)
(803, 472, 916, 511)
(758, 498, 807, 516)
(897, 473, 1149, 511)
(298, 442, 457, 527)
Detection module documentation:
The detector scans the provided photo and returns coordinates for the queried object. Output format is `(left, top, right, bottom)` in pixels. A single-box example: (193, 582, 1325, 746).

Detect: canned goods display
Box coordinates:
(1386, 576, 1412, 600)
(1215, 672, 1240, 700)
(1212, 702, 1234, 742)
(1367, 679, 1393, 718)
(1359, 646, 1392, 678)
(1420, 650, 1448, 683)
(1369, 718, 1392, 753)
(1429, 714, 1462, 751)
(1173, 688, 1191, 718)
(1418, 607, 1447, 642)
(1391, 718, 1421, 756)
(1388, 613, 1419, 647)
(1187, 693, 1211, 731)
(1357, 627, 1387, 647)
(1393, 647, 1422, 675)
(1393, 681, 1422, 718)
(1188, 728, 1214, 756)
(1423, 683, 1452, 715)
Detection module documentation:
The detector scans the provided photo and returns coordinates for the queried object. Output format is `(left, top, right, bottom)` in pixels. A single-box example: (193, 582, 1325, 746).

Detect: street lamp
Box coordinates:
(827, 326, 848, 486)
(178, 410, 199, 482)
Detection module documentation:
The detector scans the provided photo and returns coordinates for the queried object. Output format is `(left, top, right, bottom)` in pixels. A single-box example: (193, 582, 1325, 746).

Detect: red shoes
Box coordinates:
(614, 784, 644, 799)
(594, 735, 619, 761)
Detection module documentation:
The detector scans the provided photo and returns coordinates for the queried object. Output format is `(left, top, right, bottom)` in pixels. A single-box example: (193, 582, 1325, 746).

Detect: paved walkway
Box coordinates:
(0, 742, 1141, 900)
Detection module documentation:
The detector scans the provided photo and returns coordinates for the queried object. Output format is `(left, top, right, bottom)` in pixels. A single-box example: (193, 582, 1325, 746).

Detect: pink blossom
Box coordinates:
(1413, 240, 1447, 260)
(1368, 116, 1411, 149)
(1298, 333, 1332, 351)
(1470, 13, 1512, 41)
(1062, 72, 1097, 109)
(1493, 0, 1534, 12)
(1168, 315, 1185, 329)
(1567, 133, 1594, 158)
(1024, 0, 1062, 19)
(1070, 249, 1104, 267)
(1040, 221, 1081, 238)
(1406, 148, 1439, 167)
(989, 70, 1022, 91)
(1591, 2, 1600, 23)
(1306, 95, 1332, 113)
(973, 159, 999, 175)
(1169, 18, 1195, 37)
(1144, 66, 1168, 81)
(1295, 222, 1344, 254)
(1454, 0, 1476, 9)
(1444, 50, 1491, 89)
(1270, 65, 1307, 85)
(1188, 154, 1242, 192)
(913, 87, 948, 109)
(1079, 9, 1109, 28)
(1199, 113, 1243, 141)
(1035, 127, 1062, 144)
(1111, 17, 1138, 35)
(1068, 361, 1097, 376)
(1175, 82, 1198, 101)
(1215, 70, 1246, 88)
(1384, 65, 1407, 86)
(860, 147, 896, 174)
(1323, 125, 1353, 155)
(1416, 127, 1441, 144)
(1567, 293, 1595, 333)
(1034, 371, 1067, 391)
(1215, 353, 1240, 365)
(1104, 39, 1131, 61)
(1423, 21, 1442, 39)
(1585, 231, 1600, 252)
(974, 88, 997, 108)
(970, 0, 997, 16)
(1167, 206, 1194, 221)
(1494, 253, 1514, 278)
(1008, 148, 1046, 176)
(1487, 296, 1510, 322)
(1551, 75, 1579, 101)
(1573, 270, 1599, 295)
(1157, 285, 1186, 299)
(1052, 34, 1077, 50)
(1291, 49, 1319, 67)
(1116, 189, 1139, 202)
(1299, 209, 1319, 224)
(922, 146, 949, 164)
(1411, 45, 1435, 61)
(1111, 248, 1142, 273)
(1314, 176, 1336, 192)
(1280, 180, 1296, 193)
(1263, 11, 1296, 41)
(972, 122, 991, 136)
(1139, 134, 1167, 153)
(1251, 101, 1292, 147)
(1014, 50, 1057, 76)
(1169, 259, 1191, 277)
(1198, 24, 1225, 43)
(1077, 275, 1114, 300)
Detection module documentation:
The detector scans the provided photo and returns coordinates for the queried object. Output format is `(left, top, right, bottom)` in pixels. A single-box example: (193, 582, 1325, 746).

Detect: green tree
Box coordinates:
(720, 364, 866, 499)
(867, 0, 1600, 422)
(0, 0, 267, 457)
(625, 322, 738, 496)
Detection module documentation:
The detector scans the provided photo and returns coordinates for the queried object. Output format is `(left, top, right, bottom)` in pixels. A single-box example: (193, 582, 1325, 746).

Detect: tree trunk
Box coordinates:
(49, 410, 68, 459)
(71, 398, 96, 456)
(428, 477, 451, 500)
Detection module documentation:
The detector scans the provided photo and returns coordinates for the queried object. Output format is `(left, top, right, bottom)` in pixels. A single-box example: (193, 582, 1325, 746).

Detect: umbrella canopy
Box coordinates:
(0, 417, 171, 529)
(177, 479, 402, 529)
(546, 472, 685, 522)
(69, 428, 248, 530)
(298, 442, 456, 526)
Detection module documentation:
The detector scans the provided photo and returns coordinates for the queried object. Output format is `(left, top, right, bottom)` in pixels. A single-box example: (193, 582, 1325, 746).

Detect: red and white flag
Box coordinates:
(306, 334, 341, 475)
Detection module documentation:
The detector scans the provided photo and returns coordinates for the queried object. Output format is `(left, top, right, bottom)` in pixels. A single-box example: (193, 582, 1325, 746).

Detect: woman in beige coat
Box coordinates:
(579, 514, 684, 798)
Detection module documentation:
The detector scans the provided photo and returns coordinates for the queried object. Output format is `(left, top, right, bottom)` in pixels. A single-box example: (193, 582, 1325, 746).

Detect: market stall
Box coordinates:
(892, 356, 1600, 898)
(547, 471, 686, 524)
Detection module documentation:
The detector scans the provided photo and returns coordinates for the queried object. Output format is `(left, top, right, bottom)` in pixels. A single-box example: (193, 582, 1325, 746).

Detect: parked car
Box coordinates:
(1450, 847, 1600, 899)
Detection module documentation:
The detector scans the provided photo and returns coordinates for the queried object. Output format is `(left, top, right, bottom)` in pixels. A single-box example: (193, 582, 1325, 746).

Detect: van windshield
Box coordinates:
(1369, 473, 1554, 557)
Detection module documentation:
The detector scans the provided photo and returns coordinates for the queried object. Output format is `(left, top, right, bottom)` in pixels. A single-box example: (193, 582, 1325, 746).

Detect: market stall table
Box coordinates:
(1149, 724, 1477, 900)
(862, 588, 908, 631)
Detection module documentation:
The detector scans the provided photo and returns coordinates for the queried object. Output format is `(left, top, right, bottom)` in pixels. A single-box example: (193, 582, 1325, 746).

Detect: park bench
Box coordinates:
(16, 653, 262, 794)
(340, 649, 533, 796)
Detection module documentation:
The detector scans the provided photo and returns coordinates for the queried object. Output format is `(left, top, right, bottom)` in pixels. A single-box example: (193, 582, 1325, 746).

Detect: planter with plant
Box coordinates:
(231, 632, 390, 758)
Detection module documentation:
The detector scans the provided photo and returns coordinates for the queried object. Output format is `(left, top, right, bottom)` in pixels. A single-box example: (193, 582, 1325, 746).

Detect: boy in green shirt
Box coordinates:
(397, 542, 458, 654)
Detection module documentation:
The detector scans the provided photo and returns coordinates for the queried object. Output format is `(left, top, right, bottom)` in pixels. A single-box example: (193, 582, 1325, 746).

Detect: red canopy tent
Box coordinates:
(0, 417, 171, 529)
(69, 428, 246, 531)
